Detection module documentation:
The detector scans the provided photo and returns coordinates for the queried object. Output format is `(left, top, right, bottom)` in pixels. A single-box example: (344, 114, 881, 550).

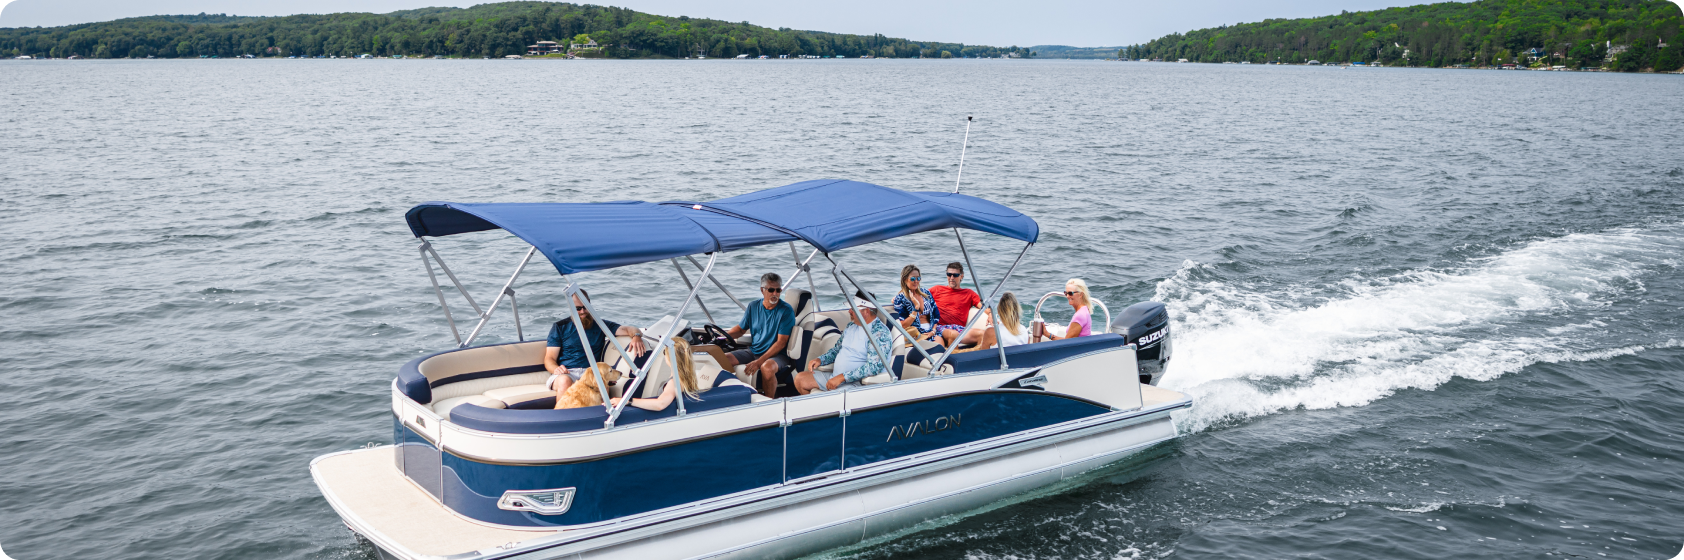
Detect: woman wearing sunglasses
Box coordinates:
(891, 265, 956, 345)
(1042, 278, 1093, 340)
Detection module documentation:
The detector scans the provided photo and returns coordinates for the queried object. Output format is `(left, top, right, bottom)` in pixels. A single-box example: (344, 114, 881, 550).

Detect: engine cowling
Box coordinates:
(1109, 302, 1172, 385)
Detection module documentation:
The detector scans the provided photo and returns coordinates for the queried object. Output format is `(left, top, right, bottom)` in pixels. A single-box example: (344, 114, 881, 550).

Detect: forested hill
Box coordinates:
(0, 2, 1033, 59)
(1127, 0, 1682, 71)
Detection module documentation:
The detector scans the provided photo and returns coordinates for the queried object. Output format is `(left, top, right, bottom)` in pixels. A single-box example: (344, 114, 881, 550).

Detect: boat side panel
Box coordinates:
(396, 416, 444, 500)
(784, 416, 843, 481)
(843, 392, 1108, 469)
(443, 425, 784, 527)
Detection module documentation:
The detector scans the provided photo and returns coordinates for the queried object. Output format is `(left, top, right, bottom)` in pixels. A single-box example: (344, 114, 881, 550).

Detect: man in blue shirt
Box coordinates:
(546, 290, 648, 399)
(721, 273, 796, 398)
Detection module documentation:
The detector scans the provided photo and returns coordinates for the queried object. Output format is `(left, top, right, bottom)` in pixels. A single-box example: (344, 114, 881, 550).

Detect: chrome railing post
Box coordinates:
(422, 241, 482, 317)
(830, 258, 936, 374)
(929, 242, 1033, 373)
(671, 258, 716, 324)
(507, 287, 522, 341)
(609, 253, 717, 427)
(686, 255, 746, 311)
(461, 246, 536, 348)
(559, 283, 613, 408)
(827, 266, 897, 381)
(419, 241, 462, 345)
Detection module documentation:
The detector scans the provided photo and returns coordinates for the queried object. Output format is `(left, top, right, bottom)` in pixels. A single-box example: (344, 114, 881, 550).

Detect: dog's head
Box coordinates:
(576, 362, 621, 390)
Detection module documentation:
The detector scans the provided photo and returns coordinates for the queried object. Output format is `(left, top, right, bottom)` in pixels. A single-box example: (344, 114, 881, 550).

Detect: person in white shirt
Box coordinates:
(970, 292, 1029, 351)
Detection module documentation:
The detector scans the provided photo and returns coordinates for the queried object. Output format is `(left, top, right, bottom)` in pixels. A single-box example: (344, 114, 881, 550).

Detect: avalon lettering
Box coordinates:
(886, 413, 962, 441)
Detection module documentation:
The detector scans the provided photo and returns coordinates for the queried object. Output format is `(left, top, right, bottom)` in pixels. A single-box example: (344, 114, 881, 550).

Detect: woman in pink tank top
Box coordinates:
(1044, 278, 1093, 339)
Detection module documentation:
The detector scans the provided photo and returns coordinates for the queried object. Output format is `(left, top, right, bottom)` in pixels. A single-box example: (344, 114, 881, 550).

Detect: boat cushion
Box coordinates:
(448, 383, 760, 434)
(484, 384, 557, 408)
(783, 288, 814, 360)
(430, 372, 550, 403)
(943, 333, 1128, 373)
(397, 340, 549, 404)
(616, 384, 759, 424)
(431, 394, 505, 416)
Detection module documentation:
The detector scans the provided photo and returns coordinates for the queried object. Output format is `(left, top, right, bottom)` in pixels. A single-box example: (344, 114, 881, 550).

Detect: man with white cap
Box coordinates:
(795, 295, 897, 394)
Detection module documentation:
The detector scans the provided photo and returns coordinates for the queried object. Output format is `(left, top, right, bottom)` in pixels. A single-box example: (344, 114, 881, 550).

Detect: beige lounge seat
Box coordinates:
(483, 385, 557, 408)
(432, 394, 506, 417)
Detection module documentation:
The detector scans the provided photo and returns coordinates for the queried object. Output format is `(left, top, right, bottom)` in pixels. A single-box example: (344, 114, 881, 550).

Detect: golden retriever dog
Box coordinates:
(556, 363, 622, 410)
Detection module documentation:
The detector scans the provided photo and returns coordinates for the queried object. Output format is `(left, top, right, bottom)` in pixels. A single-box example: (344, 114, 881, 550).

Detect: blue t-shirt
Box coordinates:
(546, 317, 622, 369)
(737, 300, 796, 356)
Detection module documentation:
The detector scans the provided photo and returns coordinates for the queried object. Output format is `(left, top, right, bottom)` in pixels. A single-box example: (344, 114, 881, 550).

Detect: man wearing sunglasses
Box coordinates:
(930, 262, 985, 346)
(544, 290, 649, 397)
(721, 272, 797, 398)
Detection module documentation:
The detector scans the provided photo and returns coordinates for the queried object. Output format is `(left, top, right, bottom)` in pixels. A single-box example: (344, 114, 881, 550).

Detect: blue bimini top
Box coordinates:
(405, 180, 1038, 276)
(668, 179, 1040, 253)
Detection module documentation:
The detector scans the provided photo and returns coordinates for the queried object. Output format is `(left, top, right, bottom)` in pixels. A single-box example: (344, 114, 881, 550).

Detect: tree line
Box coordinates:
(1122, 0, 1682, 71)
(0, 2, 1035, 60)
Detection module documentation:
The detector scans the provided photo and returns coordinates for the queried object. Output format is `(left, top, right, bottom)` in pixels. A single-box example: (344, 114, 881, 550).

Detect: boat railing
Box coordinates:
(1032, 292, 1112, 335)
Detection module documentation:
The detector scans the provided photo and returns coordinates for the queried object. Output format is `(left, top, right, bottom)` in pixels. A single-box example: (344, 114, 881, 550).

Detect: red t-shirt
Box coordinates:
(929, 285, 981, 327)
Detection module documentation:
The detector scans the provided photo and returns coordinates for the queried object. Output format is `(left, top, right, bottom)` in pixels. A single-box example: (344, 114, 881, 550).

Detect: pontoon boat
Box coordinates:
(310, 179, 1188, 559)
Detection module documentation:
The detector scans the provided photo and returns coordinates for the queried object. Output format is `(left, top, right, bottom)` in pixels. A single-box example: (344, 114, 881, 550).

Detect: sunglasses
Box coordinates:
(763, 287, 782, 294)
(1064, 291, 1079, 297)
(575, 305, 587, 311)
(908, 276, 921, 282)
(946, 272, 963, 277)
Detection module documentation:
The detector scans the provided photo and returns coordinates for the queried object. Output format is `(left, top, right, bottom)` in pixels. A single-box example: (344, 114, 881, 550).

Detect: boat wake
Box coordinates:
(1156, 224, 1684, 433)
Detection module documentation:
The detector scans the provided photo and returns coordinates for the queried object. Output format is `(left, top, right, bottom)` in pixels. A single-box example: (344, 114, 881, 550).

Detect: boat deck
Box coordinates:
(1140, 384, 1184, 408)
(312, 448, 555, 558)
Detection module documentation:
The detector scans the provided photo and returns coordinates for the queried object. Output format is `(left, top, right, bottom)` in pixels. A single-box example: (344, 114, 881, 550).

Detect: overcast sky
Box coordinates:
(1, 0, 1434, 46)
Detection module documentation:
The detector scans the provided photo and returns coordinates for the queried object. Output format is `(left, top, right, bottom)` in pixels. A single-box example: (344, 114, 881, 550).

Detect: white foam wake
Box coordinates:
(1156, 225, 1684, 433)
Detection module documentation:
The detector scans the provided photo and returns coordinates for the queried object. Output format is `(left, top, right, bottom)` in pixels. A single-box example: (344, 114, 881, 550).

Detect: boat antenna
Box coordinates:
(953, 115, 972, 193)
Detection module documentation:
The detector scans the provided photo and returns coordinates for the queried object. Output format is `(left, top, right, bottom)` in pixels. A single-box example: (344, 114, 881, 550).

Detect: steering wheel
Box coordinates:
(698, 323, 742, 352)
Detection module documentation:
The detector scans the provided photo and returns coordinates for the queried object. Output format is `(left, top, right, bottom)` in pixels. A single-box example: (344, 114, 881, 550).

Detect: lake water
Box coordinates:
(1, 59, 1681, 559)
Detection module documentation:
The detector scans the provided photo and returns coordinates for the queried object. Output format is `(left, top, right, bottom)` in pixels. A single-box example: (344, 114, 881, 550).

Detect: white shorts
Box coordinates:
(546, 368, 590, 390)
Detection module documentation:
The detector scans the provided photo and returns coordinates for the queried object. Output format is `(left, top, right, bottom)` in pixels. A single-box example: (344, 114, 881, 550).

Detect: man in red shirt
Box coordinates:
(929, 262, 985, 347)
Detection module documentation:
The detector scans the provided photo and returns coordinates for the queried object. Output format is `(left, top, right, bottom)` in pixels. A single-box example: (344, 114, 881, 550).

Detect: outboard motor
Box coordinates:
(1110, 302, 1172, 385)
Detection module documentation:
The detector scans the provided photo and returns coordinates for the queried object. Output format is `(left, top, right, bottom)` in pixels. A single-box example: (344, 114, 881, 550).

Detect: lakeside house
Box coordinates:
(571, 38, 599, 50)
(526, 41, 562, 56)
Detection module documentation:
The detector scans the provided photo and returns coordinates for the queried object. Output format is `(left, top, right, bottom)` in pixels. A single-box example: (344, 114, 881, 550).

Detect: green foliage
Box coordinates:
(0, 1, 1034, 60)
(1126, 0, 1682, 72)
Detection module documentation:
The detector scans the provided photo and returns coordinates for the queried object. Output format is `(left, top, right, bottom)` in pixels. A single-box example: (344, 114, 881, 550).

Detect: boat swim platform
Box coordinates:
(1140, 384, 1182, 409)
(312, 447, 554, 558)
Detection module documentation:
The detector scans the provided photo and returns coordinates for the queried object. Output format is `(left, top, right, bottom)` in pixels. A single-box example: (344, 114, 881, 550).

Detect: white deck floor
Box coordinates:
(313, 448, 555, 557)
(1140, 384, 1185, 408)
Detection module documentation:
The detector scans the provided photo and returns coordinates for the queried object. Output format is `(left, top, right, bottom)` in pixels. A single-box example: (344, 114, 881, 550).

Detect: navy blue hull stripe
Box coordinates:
(848, 388, 1113, 414)
(443, 421, 785, 466)
(508, 401, 1190, 553)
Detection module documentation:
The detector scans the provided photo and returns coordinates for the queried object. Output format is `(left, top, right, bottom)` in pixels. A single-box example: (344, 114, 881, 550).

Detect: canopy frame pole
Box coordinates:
(507, 287, 523, 341)
(460, 247, 536, 348)
(422, 242, 483, 317)
(670, 258, 716, 324)
(953, 228, 1009, 369)
(558, 283, 613, 408)
(685, 255, 746, 311)
(669, 346, 687, 416)
(930, 242, 1033, 373)
(609, 253, 717, 428)
(826, 265, 897, 383)
(784, 244, 823, 312)
(568, 282, 641, 404)
(828, 257, 936, 376)
(419, 242, 462, 345)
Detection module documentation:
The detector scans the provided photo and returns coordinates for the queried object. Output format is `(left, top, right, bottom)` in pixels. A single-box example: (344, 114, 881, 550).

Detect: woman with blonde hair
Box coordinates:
(969, 292, 1029, 351)
(611, 338, 703, 411)
(1043, 278, 1093, 340)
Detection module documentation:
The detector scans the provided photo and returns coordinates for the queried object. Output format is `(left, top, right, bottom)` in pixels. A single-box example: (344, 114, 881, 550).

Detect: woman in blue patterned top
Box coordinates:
(891, 265, 958, 346)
